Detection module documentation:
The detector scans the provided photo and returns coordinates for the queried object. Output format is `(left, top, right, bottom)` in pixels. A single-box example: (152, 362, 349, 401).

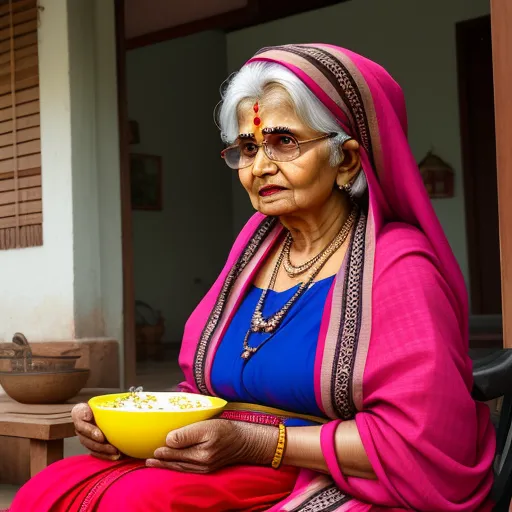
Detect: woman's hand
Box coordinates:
(72, 403, 120, 461)
(146, 419, 278, 473)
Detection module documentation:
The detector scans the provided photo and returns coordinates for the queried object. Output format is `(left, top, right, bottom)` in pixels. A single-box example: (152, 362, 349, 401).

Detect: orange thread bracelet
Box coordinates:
(271, 423, 287, 469)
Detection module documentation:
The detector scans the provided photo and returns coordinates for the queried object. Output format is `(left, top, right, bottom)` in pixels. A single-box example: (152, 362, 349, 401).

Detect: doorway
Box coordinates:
(456, 15, 502, 317)
(114, 0, 235, 389)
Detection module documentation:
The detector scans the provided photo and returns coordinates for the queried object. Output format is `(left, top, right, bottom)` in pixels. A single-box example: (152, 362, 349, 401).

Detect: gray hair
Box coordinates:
(216, 61, 367, 198)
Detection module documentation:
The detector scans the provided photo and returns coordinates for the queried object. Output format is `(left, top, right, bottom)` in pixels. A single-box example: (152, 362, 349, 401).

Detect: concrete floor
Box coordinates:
(0, 486, 17, 509)
(0, 351, 182, 508)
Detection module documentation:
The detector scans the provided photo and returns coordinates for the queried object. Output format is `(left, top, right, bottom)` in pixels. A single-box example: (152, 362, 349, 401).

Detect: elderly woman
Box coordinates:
(9, 44, 495, 511)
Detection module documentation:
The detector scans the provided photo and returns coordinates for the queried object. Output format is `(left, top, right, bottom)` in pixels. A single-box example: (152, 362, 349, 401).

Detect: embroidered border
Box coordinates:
(193, 216, 278, 394)
(332, 211, 367, 420)
(255, 45, 375, 172)
(295, 45, 373, 167)
(78, 464, 145, 511)
(291, 485, 351, 512)
(219, 410, 282, 426)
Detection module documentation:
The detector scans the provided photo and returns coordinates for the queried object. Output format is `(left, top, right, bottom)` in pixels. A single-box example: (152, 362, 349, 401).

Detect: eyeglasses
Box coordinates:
(221, 132, 337, 170)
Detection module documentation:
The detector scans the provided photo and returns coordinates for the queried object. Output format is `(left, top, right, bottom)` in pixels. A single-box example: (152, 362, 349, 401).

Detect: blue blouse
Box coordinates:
(210, 276, 335, 419)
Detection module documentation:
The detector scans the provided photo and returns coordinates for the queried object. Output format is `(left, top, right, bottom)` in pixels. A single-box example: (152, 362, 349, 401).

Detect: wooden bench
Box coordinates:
(0, 388, 118, 485)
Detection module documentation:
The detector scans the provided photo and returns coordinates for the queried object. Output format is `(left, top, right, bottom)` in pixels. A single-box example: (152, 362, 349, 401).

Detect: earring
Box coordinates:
(336, 151, 347, 190)
(338, 179, 356, 198)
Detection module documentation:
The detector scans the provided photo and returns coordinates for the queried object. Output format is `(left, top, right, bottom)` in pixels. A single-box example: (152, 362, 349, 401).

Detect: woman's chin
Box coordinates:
(255, 202, 295, 217)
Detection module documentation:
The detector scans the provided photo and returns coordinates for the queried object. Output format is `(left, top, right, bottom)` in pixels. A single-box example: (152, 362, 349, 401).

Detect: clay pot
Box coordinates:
(0, 369, 90, 404)
(0, 355, 80, 373)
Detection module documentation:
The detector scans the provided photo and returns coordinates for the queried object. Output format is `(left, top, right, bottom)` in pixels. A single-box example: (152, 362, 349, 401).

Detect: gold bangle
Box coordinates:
(271, 423, 287, 469)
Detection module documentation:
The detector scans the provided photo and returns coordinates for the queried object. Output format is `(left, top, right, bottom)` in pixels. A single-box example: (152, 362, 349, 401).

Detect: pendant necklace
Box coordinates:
(241, 204, 358, 360)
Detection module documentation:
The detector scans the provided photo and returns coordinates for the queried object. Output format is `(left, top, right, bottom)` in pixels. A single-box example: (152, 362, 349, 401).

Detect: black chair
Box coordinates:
(471, 349, 512, 511)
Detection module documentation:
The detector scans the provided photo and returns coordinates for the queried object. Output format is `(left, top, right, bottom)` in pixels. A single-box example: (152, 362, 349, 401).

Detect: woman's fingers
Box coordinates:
(146, 459, 210, 474)
(153, 446, 200, 463)
(90, 451, 122, 462)
(71, 403, 120, 459)
(71, 403, 93, 423)
(75, 420, 105, 443)
(72, 403, 105, 443)
(76, 434, 118, 457)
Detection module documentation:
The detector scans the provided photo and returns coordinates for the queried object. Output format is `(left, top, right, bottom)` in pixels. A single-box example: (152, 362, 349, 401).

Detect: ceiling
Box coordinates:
(124, 0, 249, 40)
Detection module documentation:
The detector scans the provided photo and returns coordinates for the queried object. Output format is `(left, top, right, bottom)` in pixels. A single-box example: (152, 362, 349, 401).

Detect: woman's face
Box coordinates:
(236, 89, 340, 218)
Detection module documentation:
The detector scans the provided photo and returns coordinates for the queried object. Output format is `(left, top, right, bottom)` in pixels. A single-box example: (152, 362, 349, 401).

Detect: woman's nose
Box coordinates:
(252, 147, 278, 177)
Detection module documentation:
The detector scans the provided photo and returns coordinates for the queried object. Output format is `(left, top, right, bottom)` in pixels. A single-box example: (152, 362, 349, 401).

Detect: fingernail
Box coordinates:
(93, 430, 102, 441)
(146, 459, 156, 467)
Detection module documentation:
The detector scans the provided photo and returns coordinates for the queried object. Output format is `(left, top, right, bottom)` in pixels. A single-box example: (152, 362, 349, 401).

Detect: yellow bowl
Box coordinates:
(89, 392, 227, 459)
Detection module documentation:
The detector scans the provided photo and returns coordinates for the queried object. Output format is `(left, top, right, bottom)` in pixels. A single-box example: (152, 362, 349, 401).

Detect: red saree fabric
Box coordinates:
(9, 455, 298, 511)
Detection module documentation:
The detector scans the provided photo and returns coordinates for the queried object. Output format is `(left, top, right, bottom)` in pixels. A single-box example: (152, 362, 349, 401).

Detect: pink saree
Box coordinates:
(179, 44, 495, 510)
(9, 44, 495, 511)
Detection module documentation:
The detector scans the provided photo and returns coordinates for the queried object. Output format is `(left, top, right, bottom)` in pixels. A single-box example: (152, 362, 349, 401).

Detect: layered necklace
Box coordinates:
(241, 204, 358, 360)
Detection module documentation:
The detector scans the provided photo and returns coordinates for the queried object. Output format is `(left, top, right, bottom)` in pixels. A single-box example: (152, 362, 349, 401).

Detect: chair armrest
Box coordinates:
(471, 349, 512, 402)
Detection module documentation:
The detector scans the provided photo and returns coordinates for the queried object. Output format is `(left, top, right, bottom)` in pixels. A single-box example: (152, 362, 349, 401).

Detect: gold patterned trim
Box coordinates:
(332, 211, 367, 419)
(225, 402, 328, 424)
(290, 485, 350, 512)
(257, 44, 374, 171)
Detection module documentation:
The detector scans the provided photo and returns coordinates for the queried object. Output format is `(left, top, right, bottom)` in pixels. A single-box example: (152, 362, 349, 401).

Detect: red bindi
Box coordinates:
(253, 102, 261, 126)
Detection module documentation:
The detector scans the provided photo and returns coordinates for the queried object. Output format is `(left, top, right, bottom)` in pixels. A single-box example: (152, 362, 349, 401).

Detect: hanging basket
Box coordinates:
(418, 151, 455, 199)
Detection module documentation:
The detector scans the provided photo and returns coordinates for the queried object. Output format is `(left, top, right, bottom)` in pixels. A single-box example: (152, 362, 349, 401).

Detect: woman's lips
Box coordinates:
(259, 186, 285, 197)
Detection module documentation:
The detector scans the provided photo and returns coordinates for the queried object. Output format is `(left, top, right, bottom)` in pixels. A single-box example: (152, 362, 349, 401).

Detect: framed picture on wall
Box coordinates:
(130, 153, 163, 211)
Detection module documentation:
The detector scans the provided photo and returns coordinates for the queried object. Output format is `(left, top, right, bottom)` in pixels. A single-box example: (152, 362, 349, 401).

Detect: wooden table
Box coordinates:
(0, 388, 118, 484)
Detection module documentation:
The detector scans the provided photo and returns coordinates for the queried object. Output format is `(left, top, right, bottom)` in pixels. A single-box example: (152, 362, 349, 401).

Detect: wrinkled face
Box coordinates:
(236, 88, 340, 218)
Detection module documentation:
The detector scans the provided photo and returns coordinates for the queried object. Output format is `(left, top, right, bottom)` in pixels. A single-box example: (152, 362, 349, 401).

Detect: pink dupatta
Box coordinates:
(177, 45, 495, 511)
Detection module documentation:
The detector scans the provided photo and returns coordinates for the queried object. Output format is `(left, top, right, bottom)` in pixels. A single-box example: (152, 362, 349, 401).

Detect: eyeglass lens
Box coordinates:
(223, 133, 301, 169)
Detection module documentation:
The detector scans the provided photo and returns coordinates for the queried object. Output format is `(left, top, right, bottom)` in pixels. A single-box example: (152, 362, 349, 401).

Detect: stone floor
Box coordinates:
(0, 486, 16, 509)
(0, 348, 182, 508)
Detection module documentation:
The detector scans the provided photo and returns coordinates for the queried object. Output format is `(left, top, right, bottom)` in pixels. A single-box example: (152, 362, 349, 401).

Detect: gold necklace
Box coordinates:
(282, 205, 358, 278)
(241, 205, 358, 360)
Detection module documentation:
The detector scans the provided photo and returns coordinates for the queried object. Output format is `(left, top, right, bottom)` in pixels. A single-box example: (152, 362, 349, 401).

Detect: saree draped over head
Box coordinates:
(178, 45, 495, 511)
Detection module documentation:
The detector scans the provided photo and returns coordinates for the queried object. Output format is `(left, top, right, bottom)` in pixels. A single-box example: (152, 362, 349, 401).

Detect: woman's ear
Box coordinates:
(336, 139, 361, 189)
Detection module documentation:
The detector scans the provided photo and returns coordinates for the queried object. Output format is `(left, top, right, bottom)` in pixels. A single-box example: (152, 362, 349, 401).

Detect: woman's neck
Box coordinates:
(279, 194, 352, 257)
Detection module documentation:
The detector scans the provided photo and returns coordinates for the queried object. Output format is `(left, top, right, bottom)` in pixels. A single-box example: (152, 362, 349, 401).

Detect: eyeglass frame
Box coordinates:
(220, 131, 338, 170)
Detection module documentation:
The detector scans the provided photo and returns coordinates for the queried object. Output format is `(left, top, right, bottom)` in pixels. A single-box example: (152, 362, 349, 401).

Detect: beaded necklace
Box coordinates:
(241, 205, 358, 360)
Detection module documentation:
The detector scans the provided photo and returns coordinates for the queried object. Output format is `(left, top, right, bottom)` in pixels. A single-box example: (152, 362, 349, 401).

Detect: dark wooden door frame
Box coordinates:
(456, 14, 501, 315)
(456, 16, 483, 314)
(491, 0, 512, 349)
(115, 0, 137, 387)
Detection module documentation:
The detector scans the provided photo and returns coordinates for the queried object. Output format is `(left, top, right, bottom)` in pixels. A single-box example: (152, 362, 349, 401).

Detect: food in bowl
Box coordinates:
(89, 391, 227, 459)
(98, 392, 212, 411)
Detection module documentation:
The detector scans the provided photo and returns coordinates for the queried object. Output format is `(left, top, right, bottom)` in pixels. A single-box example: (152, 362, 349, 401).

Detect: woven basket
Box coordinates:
(135, 301, 165, 360)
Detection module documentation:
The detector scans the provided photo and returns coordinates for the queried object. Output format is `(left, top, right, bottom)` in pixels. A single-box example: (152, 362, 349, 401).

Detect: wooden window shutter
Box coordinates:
(0, 0, 41, 250)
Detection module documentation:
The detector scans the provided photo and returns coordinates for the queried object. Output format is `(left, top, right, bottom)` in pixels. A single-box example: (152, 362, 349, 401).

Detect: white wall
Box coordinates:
(0, 0, 122, 344)
(0, 0, 75, 341)
(127, 32, 233, 342)
(227, 0, 491, 285)
(93, 0, 124, 347)
(68, 0, 123, 342)
(68, 0, 103, 338)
